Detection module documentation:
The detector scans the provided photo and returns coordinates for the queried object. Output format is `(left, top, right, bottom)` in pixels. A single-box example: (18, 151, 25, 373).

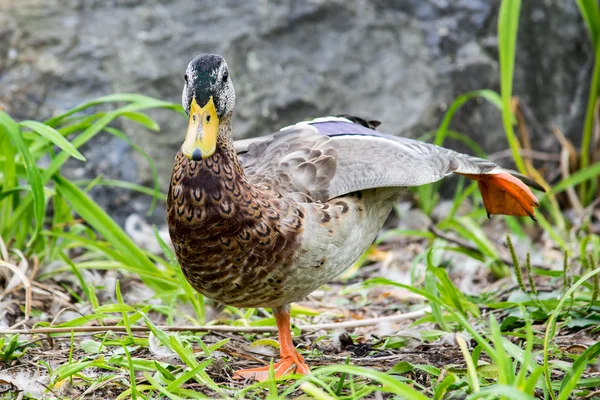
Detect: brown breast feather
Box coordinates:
(167, 146, 305, 308)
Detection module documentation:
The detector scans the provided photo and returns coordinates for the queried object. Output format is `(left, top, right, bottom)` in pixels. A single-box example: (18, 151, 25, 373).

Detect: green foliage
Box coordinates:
(1, 0, 600, 398)
(576, 0, 600, 203)
(0, 335, 26, 363)
(0, 94, 182, 249)
(498, 0, 525, 175)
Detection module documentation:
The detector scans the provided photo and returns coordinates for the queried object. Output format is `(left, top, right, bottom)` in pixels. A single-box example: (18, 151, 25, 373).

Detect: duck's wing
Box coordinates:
(237, 117, 540, 218)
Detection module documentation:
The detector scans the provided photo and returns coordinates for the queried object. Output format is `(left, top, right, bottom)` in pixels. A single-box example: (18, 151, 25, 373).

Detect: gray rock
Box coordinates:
(0, 0, 590, 223)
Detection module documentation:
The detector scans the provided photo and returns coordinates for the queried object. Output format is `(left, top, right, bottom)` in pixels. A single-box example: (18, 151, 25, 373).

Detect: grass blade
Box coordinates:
(435, 89, 502, 147)
(53, 174, 174, 292)
(576, 0, 600, 46)
(558, 341, 600, 400)
(8, 98, 180, 230)
(0, 111, 45, 244)
(306, 365, 429, 399)
(579, 41, 600, 202)
(543, 267, 600, 399)
(19, 120, 86, 161)
(498, 0, 526, 174)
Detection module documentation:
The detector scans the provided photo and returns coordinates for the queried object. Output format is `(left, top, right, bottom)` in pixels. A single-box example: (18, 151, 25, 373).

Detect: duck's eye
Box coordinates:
(206, 115, 211, 122)
(184, 74, 188, 83)
(192, 115, 196, 122)
(222, 71, 228, 82)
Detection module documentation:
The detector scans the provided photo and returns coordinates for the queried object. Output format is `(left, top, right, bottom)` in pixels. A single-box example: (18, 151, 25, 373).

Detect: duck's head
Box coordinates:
(181, 53, 236, 161)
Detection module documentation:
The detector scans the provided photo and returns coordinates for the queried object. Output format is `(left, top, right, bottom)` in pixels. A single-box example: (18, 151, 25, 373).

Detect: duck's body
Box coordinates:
(167, 117, 399, 308)
(167, 54, 540, 381)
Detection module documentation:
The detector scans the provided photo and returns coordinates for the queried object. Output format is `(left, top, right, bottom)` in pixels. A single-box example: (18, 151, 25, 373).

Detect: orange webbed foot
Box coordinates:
(233, 307, 310, 381)
(233, 353, 310, 381)
(460, 171, 540, 219)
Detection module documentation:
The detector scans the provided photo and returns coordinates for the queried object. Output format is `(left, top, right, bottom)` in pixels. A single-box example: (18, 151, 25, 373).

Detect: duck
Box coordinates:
(166, 53, 540, 381)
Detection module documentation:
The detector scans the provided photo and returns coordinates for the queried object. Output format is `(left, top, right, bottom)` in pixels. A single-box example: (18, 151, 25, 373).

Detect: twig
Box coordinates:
(512, 97, 534, 167)
(0, 235, 8, 261)
(0, 308, 429, 336)
(0, 260, 31, 323)
(296, 308, 430, 331)
(553, 127, 584, 217)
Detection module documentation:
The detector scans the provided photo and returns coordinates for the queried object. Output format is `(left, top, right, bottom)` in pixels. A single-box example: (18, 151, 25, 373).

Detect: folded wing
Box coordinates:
(237, 117, 540, 218)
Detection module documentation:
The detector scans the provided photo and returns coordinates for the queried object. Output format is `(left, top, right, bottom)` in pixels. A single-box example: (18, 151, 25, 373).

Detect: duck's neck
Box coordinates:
(168, 114, 261, 226)
(206, 115, 251, 187)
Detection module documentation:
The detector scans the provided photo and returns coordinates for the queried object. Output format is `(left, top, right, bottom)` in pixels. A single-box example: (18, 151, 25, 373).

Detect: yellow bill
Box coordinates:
(182, 96, 219, 160)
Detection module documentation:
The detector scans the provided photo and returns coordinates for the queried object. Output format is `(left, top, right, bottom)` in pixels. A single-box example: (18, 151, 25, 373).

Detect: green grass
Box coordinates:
(1, 0, 600, 398)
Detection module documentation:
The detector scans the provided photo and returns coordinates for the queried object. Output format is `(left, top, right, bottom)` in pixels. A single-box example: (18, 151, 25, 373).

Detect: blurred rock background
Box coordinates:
(0, 0, 590, 223)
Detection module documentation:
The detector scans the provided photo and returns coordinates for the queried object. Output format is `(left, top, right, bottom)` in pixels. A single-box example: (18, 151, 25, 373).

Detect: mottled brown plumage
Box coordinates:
(168, 118, 304, 307)
(167, 53, 541, 381)
(167, 116, 398, 309)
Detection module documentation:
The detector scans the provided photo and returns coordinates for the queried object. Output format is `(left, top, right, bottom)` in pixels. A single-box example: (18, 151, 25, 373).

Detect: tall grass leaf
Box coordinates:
(439, 217, 500, 260)
(446, 180, 476, 221)
(418, 89, 500, 215)
(0, 187, 25, 215)
(119, 342, 140, 400)
(19, 120, 86, 161)
(9, 99, 179, 228)
(0, 111, 45, 244)
(51, 359, 95, 382)
(578, 32, 600, 201)
(535, 212, 567, 252)
(121, 112, 161, 131)
(54, 175, 174, 291)
(154, 361, 176, 382)
(96, 304, 136, 313)
(154, 226, 176, 266)
(115, 281, 134, 340)
(576, 0, 600, 46)
(425, 267, 448, 331)
(558, 341, 600, 400)
(73, 179, 166, 200)
(40, 260, 176, 285)
(144, 372, 185, 400)
(60, 252, 100, 311)
(515, 311, 541, 393)
(357, 277, 494, 356)
(128, 310, 220, 394)
(308, 364, 429, 399)
(43, 101, 171, 181)
(207, 338, 229, 353)
(498, 0, 526, 174)
(543, 267, 600, 399)
(429, 263, 480, 317)
(300, 382, 334, 400)
(104, 126, 161, 215)
(176, 271, 205, 324)
(445, 129, 488, 158)
(0, 137, 17, 235)
(375, 229, 434, 245)
(51, 313, 112, 328)
(435, 89, 502, 147)
(44, 93, 183, 127)
(548, 162, 600, 195)
(456, 333, 480, 393)
(466, 385, 537, 400)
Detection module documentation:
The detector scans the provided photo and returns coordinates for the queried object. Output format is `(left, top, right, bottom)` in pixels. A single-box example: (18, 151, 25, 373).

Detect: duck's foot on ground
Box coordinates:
(234, 307, 311, 381)
(233, 354, 310, 381)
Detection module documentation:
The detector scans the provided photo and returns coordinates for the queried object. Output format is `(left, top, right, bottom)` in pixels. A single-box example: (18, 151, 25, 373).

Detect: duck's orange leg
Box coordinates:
(233, 307, 310, 381)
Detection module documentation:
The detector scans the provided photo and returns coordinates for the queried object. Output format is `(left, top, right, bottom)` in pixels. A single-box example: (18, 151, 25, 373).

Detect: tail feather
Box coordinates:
(508, 170, 545, 192)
